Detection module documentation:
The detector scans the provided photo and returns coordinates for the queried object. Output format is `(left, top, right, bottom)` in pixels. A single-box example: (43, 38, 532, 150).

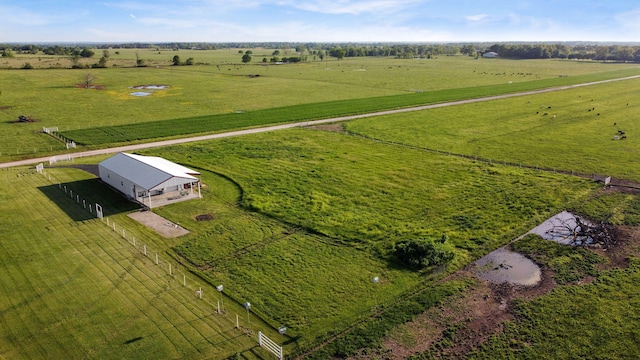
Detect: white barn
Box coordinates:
(482, 51, 499, 58)
(98, 152, 201, 209)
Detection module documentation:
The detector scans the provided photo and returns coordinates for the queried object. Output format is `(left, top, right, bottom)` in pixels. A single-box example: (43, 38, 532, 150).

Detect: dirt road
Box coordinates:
(2, 74, 638, 169)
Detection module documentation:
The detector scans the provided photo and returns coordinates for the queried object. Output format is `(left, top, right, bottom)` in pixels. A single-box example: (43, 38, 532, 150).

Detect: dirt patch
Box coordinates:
(128, 211, 189, 238)
(195, 214, 214, 221)
(307, 123, 346, 133)
(74, 84, 106, 90)
(367, 223, 640, 359)
(9, 115, 39, 123)
(0, 106, 12, 111)
(130, 84, 169, 90)
(374, 266, 556, 360)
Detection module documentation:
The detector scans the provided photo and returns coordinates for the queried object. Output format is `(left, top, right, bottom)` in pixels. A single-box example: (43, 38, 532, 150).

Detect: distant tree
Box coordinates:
(70, 54, 83, 68)
(262, 57, 267, 63)
(617, 47, 634, 62)
(21, 62, 34, 69)
(102, 49, 110, 59)
(92, 56, 108, 68)
(272, 50, 280, 56)
(245, 50, 253, 55)
(172, 55, 181, 66)
(329, 47, 345, 60)
(1, 49, 14, 58)
(135, 51, 146, 67)
(79, 48, 94, 58)
(461, 44, 476, 56)
(241, 54, 252, 63)
(82, 73, 98, 88)
(184, 57, 194, 65)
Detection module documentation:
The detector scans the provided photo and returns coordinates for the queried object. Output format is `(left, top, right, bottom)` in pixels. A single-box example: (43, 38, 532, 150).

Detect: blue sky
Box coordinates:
(1, 1, 639, 43)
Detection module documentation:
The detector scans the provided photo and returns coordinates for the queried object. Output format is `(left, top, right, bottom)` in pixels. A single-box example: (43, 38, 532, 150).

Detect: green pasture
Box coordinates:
(49, 67, 639, 147)
(1, 53, 639, 161)
(140, 129, 596, 343)
(346, 76, 640, 181)
(146, 128, 596, 255)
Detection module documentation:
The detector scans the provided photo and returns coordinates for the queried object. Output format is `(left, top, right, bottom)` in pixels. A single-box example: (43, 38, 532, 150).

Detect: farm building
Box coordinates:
(482, 51, 499, 58)
(98, 152, 201, 209)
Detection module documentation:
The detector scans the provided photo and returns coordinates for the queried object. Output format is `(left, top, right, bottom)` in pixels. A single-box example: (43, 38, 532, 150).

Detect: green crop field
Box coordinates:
(1, 50, 640, 359)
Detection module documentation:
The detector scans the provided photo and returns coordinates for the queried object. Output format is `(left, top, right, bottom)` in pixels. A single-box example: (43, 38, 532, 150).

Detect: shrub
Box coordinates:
(393, 238, 455, 269)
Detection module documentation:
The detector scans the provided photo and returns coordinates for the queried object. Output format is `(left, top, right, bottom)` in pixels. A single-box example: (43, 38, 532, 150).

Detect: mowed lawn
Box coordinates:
(346, 76, 640, 181)
(0, 167, 270, 359)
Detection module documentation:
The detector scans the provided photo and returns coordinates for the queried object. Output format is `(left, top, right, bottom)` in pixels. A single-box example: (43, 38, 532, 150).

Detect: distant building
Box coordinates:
(482, 51, 499, 58)
(98, 152, 201, 209)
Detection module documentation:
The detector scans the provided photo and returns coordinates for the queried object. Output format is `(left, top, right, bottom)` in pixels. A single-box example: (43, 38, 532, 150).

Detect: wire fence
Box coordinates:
(33, 164, 283, 355)
(343, 129, 614, 183)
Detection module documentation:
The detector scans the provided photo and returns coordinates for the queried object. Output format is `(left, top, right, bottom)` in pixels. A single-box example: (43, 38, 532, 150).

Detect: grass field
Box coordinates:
(1, 52, 639, 160)
(346, 76, 640, 181)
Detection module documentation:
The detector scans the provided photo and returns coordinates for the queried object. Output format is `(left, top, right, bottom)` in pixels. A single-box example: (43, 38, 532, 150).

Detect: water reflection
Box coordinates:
(474, 248, 541, 285)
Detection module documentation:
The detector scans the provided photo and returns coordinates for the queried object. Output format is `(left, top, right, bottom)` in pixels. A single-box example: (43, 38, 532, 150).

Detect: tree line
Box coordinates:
(2, 42, 640, 63)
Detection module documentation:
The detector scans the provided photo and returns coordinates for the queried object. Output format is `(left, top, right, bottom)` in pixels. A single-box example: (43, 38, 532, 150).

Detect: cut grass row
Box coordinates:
(60, 68, 640, 146)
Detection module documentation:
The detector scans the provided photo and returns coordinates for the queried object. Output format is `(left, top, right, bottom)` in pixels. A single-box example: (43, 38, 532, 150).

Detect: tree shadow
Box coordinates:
(38, 178, 140, 221)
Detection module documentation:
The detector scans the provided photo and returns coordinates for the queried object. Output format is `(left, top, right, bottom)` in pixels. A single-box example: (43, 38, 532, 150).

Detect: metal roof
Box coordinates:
(99, 152, 199, 190)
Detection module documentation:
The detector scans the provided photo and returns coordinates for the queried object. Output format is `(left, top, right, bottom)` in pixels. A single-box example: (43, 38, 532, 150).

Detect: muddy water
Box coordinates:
(473, 248, 541, 285)
(527, 211, 592, 245)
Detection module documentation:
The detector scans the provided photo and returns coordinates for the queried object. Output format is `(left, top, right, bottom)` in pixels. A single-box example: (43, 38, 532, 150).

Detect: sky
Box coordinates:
(1, 0, 639, 43)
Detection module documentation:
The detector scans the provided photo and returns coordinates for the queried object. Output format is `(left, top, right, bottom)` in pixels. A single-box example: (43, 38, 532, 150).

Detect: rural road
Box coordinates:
(2, 74, 639, 169)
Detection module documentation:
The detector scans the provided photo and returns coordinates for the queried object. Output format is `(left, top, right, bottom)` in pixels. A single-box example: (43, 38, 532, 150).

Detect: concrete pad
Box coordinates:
(128, 210, 189, 238)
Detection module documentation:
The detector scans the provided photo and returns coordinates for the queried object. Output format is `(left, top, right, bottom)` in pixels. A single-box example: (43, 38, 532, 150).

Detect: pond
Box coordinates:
(473, 247, 541, 286)
(129, 84, 169, 97)
(527, 211, 593, 245)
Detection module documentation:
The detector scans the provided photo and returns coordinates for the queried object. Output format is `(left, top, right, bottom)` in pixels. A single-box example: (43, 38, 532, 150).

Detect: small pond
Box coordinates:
(473, 248, 541, 286)
(527, 211, 593, 245)
(129, 84, 169, 97)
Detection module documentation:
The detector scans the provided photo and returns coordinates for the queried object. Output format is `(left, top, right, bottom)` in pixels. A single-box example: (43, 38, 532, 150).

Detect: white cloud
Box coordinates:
(278, 0, 425, 15)
(615, 8, 640, 30)
(465, 14, 489, 23)
(0, 5, 53, 26)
